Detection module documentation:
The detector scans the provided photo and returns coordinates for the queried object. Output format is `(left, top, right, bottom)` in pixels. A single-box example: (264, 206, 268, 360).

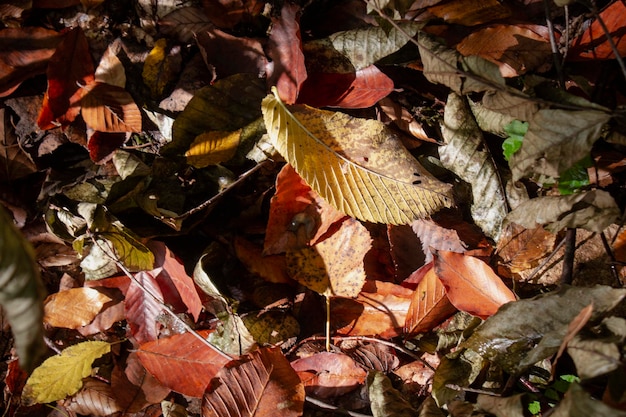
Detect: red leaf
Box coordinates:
(291, 352, 366, 398)
(434, 251, 516, 319)
(37, 27, 95, 129)
(0, 27, 62, 97)
(126, 271, 164, 344)
(298, 65, 393, 108)
(266, 3, 307, 104)
(570, 1, 626, 60)
(87, 132, 126, 164)
(137, 330, 230, 398)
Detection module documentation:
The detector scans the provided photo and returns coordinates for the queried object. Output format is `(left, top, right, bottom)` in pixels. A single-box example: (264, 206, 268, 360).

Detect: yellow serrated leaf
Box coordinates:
(23, 341, 111, 405)
(261, 88, 454, 225)
(143, 38, 176, 98)
(185, 129, 241, 167)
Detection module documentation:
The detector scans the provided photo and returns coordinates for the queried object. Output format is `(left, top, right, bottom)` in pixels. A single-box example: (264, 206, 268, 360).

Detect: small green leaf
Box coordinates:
(528, 400, 541, 415)
(558, 155, 592, 195)
(502, 120, 528, 161)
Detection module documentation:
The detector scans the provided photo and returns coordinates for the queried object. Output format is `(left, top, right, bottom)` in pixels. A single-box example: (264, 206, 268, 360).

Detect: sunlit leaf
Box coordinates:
(43, 287, 111, 329)
(142, 38, 179, 98)
(262, 89, 454, 224)
(570, 1, 626, 60)
(405, 266, 456, 336)
(126, 271, 164, 344)
(495, 223, 556, 275)
(242, 310, 300, 346)
(202, 347, 305, 417)
(23, 341, 110, 405)
(185, 129, 241, 168)
(208, 311, 257, 356)
(292, 352, 366, 398)
(95, 40, 126, 87)
(368, 371, 417, 417)
(81, 82, 142, 133)
(440, 92, 507, 239)
(64, 378, 123, 416)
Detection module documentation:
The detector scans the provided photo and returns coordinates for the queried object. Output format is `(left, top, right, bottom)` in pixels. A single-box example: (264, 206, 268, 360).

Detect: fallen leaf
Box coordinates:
(434, 251, 516, 319)
(94, 39, 126, 87)
(368, 371, 418, 417)
(234, 236, 292, 284)
(0, 108, 37, 183)
(428, 0, 511, 26)
(87, 131, 126, 164)
(159, 7, 214, 43)
(126, 271, 164, 344)
(291, 352, 367, 398)
(495, 223, 556, 274)
(185, 129, 241, 168)
(286, 218, 371, 298)
(81, 82, 142, 133)
(111, 352, 170, 412)
(43, 287, 111, 329)
(202, 347, 304, 417)
(64, 378, 123, 416)
(570, 1, 626, 60)
(142, 38, 180, 98)
(201, 0, 264, 30)
(196, 28, 267, 78)
(137, 330, 230, 398)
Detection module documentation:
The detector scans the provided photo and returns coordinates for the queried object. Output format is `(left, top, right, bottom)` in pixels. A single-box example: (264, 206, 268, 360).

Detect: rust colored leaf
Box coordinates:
(196, 28, 267, 78)
(286, 218, 371, 298)
(332, 281, 413, 338)
(0, 27, 62, 97)
(43, 287, 111, 329)
(111, 352, 170, 413)
(37, 27, 95, 129)
(264, 164, 346, 255)
(496, 223, 556, 275)
(405, 265, 456, 336)
(291, 352, 367, 398)
(434, 251, 516, 319)
(202, 347, 304, 417)
(570, 1, 626, 60)
(378, 97, 433, 142)
(297, 65, 393, 108)
(428, 0, 511, 26)
(266, 2, 307, 104)
(137, 330, 230, 398)
(234, 236, 291, 284)
(81, 82, 142, 132)
(456, 24, 552, 77)
(126, 271, 164, 344)
(87, 131, 126, 164)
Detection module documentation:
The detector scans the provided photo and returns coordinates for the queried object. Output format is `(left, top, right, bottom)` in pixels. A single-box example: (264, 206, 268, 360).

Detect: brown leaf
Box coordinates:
(81, 82, 142, 132)
(160, 7, 215, 43)
(202, 347, 304, 417)
(0, 27, 62, 97)
(264, 164, 346, 255)
(234, 236, 292, 284)
(388, 224, 427, 282)
(378, 97, 433, 142)
(405, 265, 456, 336)
(570, 1, 626, 60)
(64, 378, 123, 416)
(43, 287, 112, 329)
(456, 24, 552, 77)
(137, 330, 230, 398)
(0, 108, 37, 183)
(37, 27, 94, 129)
(286, 218, 371, 297)
(332, 281, 413, 338)
(266, 2, 307, 104)
(495, 223, 556, 275)
(428, 0, 511, 26)
(196, 28, 267, 78)
(291, 352, 367, 398)
(434, 251, 516, 319)
(111, 352, 170, 412)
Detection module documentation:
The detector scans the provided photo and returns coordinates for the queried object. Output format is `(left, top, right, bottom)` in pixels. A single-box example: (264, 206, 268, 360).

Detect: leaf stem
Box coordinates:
(325, 295, 331, 352)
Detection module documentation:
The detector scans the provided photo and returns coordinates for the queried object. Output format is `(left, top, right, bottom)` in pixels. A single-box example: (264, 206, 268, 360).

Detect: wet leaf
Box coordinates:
(81, 82, 142, 133)
(286, 218, 371, 298)
(434, 251, 516, 319)
(510, 109, 611, 181)
(368, 370, 417, 417)
(440, 92, 507, 239)
(43, 287, 112, 329)
(262, 89, 454, 224)
(23, 341, 110, 405)
(505, 189, 620, 233)
(137, 330, 230, 398)
(0, 206, 45, 371)
(291, 352, 366, 398)
(202, 347, 304, 417)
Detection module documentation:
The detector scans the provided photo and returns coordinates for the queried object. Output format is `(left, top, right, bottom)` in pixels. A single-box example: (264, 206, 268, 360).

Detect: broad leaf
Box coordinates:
(81, 82, 142, 133)
(570, 1, 626, 60)
(505, 189, 620, 233)
(291, 352, 366, 398)
(111, 352, 170, 411)
(23, 341, 111, 405)
(65, 378, 123, 416)
(427, 0, 511, 26)
(368, 371, 417, 417)
(202, 347, 305, 417)
(434, 251, 516, 319)
(185, 129, 241, 168)
(440, 92, 507, 239)
(136, 330, 230, 398)
(0, 206, 45, 371)
(261, 90, 454, 224)
(405, 266, 456, 336)
(495, 223, 556, 275)
(43, 287, 111, 329)
(1, 108, 37, 183)
(551, 383, 626, 417)
(126, 271, 164, 344)
(142, 38, 179, 98)
(510, 108, 611, 181)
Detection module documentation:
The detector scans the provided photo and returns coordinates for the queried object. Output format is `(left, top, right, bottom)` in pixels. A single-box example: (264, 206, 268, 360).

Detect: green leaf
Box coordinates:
(557, 155, 592, 195)
(0, 206, 45, 371)
(23, 341, 111, 405)
(261, 89, 454, 224)
(440, 92, 508, 239)
(528, 400, 541, 415)
(368, 371, 418, 417)
(502, 120, 528, 161)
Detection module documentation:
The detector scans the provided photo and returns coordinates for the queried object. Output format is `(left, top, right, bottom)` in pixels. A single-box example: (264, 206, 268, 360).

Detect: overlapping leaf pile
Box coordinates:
(1, 0, 626, 416)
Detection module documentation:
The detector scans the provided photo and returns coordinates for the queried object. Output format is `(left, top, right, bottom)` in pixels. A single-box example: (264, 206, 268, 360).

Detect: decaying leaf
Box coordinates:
(262, 89, 454, 224)
(368, 371, 418, 417)
(495, 222, 556, 275)
(43, 287, 112, 329)
(64, 378, 123, 416)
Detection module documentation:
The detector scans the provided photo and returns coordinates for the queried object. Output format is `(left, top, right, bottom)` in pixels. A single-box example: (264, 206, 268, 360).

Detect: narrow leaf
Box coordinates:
(261, 90, 454, 224)
(23, 341, 111, 405)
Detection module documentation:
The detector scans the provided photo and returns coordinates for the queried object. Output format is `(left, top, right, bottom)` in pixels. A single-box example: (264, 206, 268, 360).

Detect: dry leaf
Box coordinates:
(234, 236, 291, 284)
(428, 0, 511, 26)
(185, 129, 241, 167)
(496, 223, 556, 274)
(81, 82, 142, 133)
(44, 287, 111, 329)
(291, 352, 366, 398)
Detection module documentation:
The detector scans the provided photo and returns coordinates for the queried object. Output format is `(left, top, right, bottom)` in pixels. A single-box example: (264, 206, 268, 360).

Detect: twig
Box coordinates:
(544, 0, 565, 88)
(305, 395, 373, 417)
(600, 231, 622, 286)
(560, 228, 577, 285)
(588, 0, 626, 83)
(445, 384, 501, 396)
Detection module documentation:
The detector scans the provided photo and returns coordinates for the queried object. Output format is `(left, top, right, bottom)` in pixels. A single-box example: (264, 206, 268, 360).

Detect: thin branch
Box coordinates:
(544, 0, 565, 88)
(560, 228, 577, 285)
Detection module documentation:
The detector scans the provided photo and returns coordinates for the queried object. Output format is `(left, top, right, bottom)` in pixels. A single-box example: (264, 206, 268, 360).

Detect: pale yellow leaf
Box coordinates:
(44, 287, 112, 329)
(261, 89, 454, 224)
(185, 129, 241, 167)
(23, 341, 111, 405)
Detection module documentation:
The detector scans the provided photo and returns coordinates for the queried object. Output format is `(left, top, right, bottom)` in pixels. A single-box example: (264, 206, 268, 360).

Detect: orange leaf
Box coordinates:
(81, 82, 142, 132)
(266, 2, 307, 104)
(496, 223, 556, 274)
(136, 330, 230, 398)
(202, 347, 304, 417)
(404, 265, 456, 336)
(234, 236, 291, 284)
(434, 251, 516, 319)
(286, 218, 371, 297)
(428, 0, 511, 26)
(291, 352, 366, 398)
(264, 164, 346, 255)
(43, 287, 111, 329)
(332, 281, 413, 338)
(570, 1, 626, 60)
